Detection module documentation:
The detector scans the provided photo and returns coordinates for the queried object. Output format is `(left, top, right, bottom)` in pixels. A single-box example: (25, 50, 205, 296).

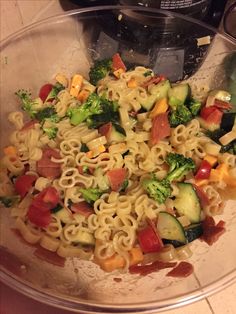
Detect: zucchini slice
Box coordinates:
(157, 211, 187, 244)
(174, 183, 201, 223)
(73, 230, 95, 246)
(168, 83, 190, 104)
(185, 223, 203, 243)
(221, 113, 236, 132)
(141, 80, 171, 111)
(109, 125, 125, 143)
(149, 80, 171, 99)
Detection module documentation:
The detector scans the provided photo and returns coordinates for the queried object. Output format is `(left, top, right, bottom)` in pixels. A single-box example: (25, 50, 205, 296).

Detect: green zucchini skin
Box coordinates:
(157, 211, 187, 244)
(141, 80, 171, 110)
(163, 223, 203, 247)
(162, 239, 185, 248)
(168, 83, 191, 104)
(174, 183, 202, 223)
(185, 223, 203, 243)
(109, 125, 125, 143)
(221, 113, 236, 132)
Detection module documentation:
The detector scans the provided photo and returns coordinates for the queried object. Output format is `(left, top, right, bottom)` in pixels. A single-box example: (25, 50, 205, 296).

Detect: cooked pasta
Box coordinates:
(0, 55, 235, 276)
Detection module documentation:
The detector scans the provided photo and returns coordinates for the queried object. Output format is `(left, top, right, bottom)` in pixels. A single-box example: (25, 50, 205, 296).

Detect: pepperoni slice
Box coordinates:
(106, 168, 127, 191)
(36, 148, 61, 179)
(129, 260, 177, 276)
(142, 75, 165, 88)
(150, 112, 171, 146)
(200, 216, 226, 246)
(70, 201, 94, 217)
(166, 261, 194, 278)
(20, 119, 38, 131)
(33, 246, 65, 267)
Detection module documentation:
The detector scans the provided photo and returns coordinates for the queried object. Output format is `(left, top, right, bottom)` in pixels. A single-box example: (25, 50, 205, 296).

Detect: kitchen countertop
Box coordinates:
(0, 1, 236, 314)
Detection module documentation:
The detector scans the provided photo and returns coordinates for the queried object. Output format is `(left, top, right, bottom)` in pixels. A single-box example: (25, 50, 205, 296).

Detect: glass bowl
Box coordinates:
(0, 5, 236, 313)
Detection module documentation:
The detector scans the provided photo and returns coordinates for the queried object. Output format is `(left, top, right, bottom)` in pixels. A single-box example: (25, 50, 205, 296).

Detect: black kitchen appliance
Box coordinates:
(59, 1, 230, 81)
(60, 0, 228, 27)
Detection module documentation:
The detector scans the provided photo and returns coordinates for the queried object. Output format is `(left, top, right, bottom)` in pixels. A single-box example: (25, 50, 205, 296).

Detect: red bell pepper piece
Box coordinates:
(14, 174, 37, 198)
(27, 187, 60, 227)
(195, 160, 212, 180)
(39, 83, 54, 102)
(137, 225, 163, 253)
(34, 187, 59, 210)
(200, 106, 223, 124)
(27, 204, 51, 228)
(112, 53, 126, 71)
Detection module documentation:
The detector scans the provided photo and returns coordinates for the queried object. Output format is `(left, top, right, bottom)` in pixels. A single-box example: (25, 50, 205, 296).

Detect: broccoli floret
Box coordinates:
(120, 178, 129, 192)
(35, 107, 57, 122)
(187, 99, 201, 116)
(80, 143, 89, 152)
(51, 203, 63, 213)
(67, 93, 103, 125)
(142, 178, 172, 204)
(0, 195, 20, 208)
(142, 153, 195, 204)
(168, 96, 199, 127)
(79, 188, 103, 204)
(67, 93, 119, 127)
(44, 82, 64, 103)
(43, 126, 58, 139)
(89, 59, 112, 85)
(143, 70, 153, 77)
(169, 104, 192, 127)
(15, 89, 38, 118)
(87, 98, 119, 128)
(165, 153, 196, 182)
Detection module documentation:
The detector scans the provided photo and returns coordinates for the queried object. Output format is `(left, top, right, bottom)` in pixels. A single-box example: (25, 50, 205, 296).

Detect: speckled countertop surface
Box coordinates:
(0, 1, 235, 314)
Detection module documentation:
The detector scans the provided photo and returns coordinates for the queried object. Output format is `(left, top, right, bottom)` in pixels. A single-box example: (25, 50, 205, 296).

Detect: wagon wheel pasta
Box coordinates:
(0, 54, 235, 276)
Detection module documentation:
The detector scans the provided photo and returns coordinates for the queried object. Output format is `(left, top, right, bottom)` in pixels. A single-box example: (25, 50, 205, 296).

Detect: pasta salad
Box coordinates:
(0, 53, 235, 277)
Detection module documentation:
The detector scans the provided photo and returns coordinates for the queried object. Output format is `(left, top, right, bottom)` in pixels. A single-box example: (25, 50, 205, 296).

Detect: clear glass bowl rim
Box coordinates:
(0, 5, 236, 313)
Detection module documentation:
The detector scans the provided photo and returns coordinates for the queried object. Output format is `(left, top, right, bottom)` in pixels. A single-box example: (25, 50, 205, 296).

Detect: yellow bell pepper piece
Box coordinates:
(149, 98, 168, 118)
